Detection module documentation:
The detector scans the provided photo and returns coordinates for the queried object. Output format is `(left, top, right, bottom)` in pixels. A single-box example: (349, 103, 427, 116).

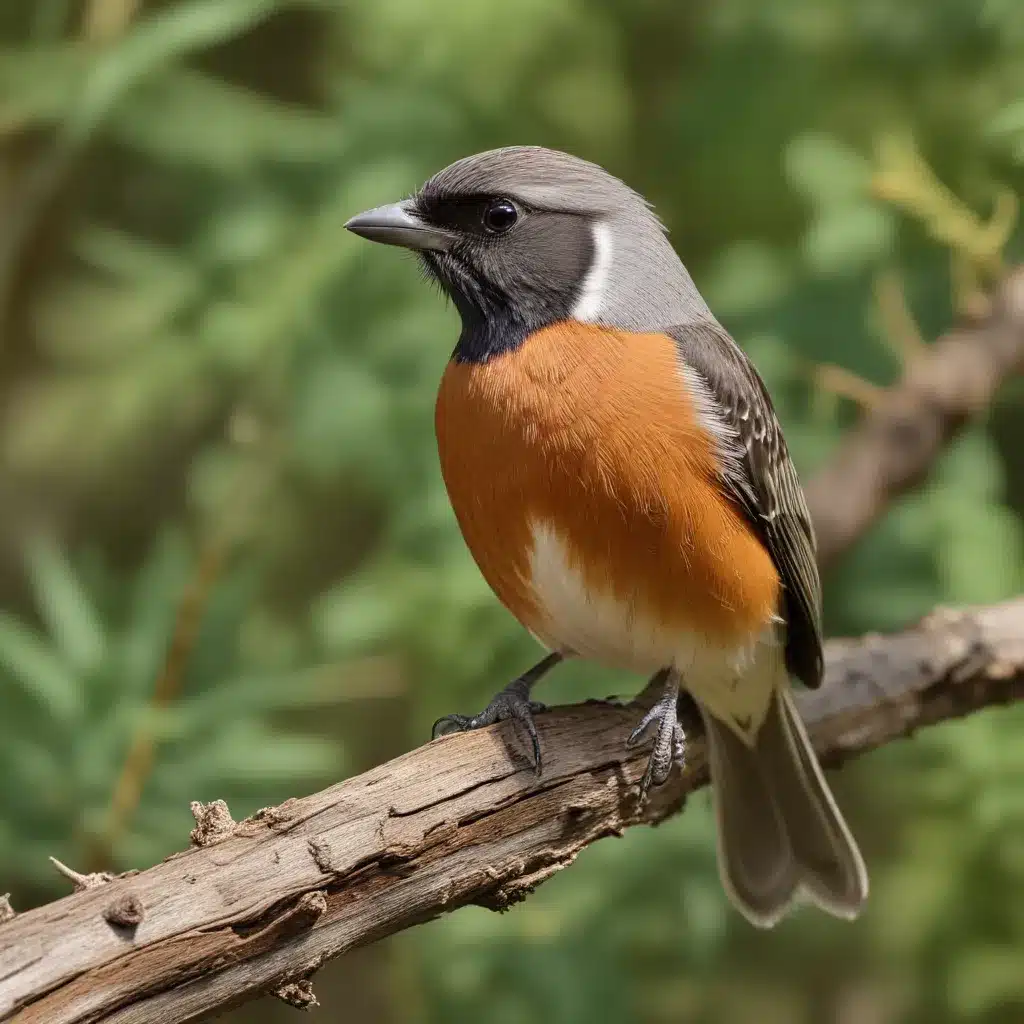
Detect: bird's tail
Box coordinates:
(701, 685, 868, 928)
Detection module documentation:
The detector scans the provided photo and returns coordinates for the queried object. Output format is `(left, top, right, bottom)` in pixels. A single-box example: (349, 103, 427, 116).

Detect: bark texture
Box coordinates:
(2, 599, 1023, 1024)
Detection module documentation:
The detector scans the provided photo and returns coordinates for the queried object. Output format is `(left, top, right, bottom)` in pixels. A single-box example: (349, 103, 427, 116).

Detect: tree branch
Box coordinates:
(807, 266, 1024, 568)
(2, 598, 1023, 1023)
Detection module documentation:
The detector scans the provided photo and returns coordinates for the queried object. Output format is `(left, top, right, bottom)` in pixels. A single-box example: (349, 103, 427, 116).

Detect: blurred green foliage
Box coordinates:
(1, 0, 1023, 1021)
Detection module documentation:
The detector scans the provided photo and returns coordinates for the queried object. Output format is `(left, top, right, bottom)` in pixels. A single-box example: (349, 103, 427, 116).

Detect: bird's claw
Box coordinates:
(626, 684, 686, 802)
(432, 691, 547, 774)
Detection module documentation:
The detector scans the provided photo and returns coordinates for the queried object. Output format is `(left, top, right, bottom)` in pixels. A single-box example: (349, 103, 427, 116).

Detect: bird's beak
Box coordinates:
(344, 201, 454, 252)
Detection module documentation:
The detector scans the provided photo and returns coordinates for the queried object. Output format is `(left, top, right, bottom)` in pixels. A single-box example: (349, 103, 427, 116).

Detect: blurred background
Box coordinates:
(2, 0, 1024, 1021)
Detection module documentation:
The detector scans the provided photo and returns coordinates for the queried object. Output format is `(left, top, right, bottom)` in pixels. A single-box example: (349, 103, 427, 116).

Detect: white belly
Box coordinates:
(527, 520, 783, 737)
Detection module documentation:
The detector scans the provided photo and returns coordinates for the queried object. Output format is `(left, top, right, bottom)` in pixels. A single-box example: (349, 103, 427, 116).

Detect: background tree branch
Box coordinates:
(1, 597, 1022, 1023)
(807, 266, 1024, 568)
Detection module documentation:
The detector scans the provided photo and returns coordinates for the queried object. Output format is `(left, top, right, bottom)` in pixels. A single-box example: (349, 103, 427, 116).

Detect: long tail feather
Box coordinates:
(702, 686, 868, 928)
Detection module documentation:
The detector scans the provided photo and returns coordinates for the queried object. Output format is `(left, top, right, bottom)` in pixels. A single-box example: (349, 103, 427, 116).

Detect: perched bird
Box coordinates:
(345, 146, 868, 927)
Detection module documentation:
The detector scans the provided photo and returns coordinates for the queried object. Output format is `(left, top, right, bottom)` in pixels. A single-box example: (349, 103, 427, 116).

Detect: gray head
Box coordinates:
(345, 146, 712, 361)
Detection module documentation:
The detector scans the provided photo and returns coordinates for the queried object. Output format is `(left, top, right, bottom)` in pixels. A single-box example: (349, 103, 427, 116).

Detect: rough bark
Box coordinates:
(807, 266, 1024, 567)
(2, 598, 1023, 1024)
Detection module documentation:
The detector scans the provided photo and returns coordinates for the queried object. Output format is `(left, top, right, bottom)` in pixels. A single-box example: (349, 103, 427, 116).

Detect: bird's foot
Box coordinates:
(432, 672, 549, 773)
(626, 670, 686, 802)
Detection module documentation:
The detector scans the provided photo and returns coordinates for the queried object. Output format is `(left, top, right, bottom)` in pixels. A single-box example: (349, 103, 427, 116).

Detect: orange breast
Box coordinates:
(434, 321, 780, 650)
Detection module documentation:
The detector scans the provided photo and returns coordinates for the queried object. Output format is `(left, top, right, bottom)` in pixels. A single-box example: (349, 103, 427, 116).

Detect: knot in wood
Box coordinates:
(103, 893, 145, 929)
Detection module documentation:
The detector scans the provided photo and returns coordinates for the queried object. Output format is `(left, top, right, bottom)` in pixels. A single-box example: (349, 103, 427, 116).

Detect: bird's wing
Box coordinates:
(667, 321, 823, 689)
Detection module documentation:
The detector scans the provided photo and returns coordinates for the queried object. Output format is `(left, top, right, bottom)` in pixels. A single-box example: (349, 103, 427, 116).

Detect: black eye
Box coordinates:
(482, 199, 518, 234)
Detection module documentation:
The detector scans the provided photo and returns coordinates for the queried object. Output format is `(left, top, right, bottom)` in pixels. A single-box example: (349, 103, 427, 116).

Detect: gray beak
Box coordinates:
(344, 201, 454, 252)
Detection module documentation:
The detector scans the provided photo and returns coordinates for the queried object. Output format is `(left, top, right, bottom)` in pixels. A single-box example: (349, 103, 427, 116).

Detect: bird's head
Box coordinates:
(346, 146, 709, 360)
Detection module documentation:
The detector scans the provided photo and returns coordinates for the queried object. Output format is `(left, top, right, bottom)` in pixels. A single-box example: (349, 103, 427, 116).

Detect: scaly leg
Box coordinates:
(431, 652, 564, 773)
(626, 667, 687, 800)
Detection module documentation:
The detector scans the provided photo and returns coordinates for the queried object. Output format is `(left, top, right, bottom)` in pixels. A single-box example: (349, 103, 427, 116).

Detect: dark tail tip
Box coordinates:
(703, 688, 868, 928)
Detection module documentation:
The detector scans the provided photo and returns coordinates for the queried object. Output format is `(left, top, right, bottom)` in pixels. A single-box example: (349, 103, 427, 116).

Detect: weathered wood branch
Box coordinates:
(807, 266, 1024, 567)
(2, 598, 1023, 1023)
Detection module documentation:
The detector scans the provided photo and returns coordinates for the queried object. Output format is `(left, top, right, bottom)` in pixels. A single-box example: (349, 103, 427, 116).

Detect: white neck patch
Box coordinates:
(571, 220, 613, 322)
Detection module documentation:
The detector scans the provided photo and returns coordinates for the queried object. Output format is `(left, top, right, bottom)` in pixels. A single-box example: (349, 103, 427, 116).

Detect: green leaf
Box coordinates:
(33, 276, 198, 365)
(802, 202, 895, 275)
(177, 672, 345, 727)
(71, 226, 199, 288)
(987, 98, 1024, 138)
(65, 0, 292, 144)
(0, 734, 64, 801)
(784, 133, 872, 209)
(0, 614, 81, 723)
(3, 347, 210, 486)
(290, 359, 391, 479)
(109, 69, 343, 174)
(0, 44, 93, 128)
(196, 198, 293, 268)
(948, 947, 1024, 1016)
(24, 536, 106, 677)
(701, 242, 794, 317)
(119, 530, 192, 695)
(312, 569, 425, 654)
(149, 724, 340, 791)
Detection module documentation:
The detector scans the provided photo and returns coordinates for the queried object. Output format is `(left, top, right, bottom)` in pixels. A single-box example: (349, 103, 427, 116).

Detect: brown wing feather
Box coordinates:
(667, 322, 824, 689)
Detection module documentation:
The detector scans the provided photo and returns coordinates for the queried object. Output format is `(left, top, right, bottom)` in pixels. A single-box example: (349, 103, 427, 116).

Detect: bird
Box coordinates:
(344, 145, 868, 928)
